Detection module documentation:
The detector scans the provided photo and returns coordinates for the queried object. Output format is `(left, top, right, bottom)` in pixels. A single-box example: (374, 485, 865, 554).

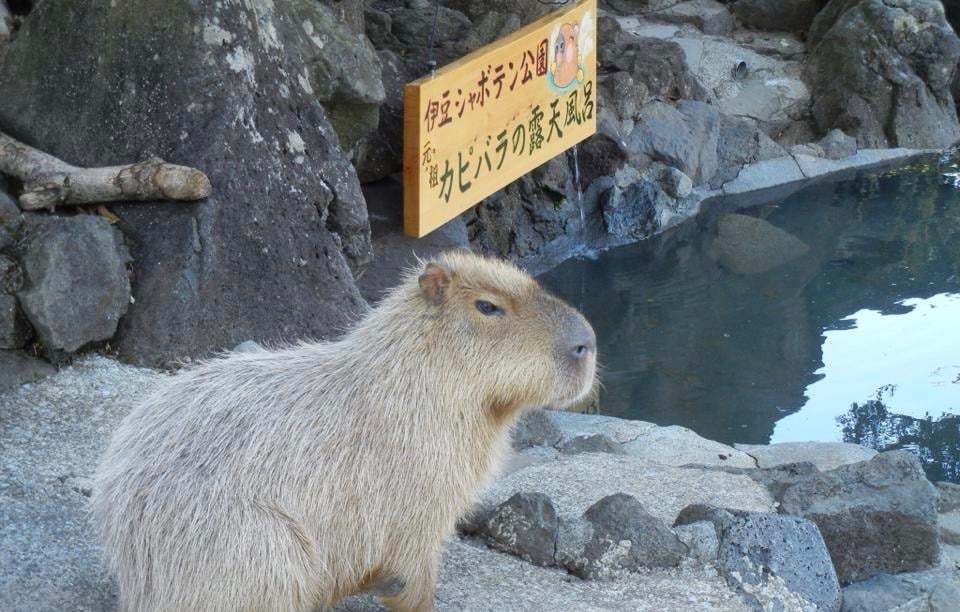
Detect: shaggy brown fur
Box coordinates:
(92, 251, 597, 611)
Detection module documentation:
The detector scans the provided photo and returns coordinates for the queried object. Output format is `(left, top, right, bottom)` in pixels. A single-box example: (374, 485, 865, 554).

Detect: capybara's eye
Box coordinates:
(475, 299, 503, 316)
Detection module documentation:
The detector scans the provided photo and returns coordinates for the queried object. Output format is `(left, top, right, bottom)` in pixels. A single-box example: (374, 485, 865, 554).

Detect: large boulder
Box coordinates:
(627, 100, 720, 185)
(708, 213, 810, 276)
(16, 215, 131, 354)
(0, 0, 372, 366)
(806, 0, 960, 148)
(561, 493, 686, 579)
(780, 451, 941, 584)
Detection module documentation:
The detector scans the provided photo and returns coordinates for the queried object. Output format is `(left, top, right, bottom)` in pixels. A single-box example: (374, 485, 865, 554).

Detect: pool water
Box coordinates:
(541, 157, 960, 482)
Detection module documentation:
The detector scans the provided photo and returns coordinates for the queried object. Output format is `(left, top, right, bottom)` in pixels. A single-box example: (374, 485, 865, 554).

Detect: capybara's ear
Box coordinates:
(419, 262, 451, 305)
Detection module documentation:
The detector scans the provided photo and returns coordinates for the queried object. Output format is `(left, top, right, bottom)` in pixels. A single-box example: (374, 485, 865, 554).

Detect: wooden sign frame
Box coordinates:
(403, 0, 598, 237)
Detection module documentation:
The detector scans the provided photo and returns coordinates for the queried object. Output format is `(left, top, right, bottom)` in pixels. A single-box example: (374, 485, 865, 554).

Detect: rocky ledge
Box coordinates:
(2, 357, 958, 611)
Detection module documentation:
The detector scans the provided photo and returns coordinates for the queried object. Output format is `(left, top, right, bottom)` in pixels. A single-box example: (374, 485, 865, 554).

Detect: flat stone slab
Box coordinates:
(622, 425, 756, 468)
(482, 452, 775, 525)
(549, 411, 660, 445)
(735, 441, 877, 472)
(722, 156, 806, 194)
(545, 412, 755, 468)
(792, 148, 935, 179)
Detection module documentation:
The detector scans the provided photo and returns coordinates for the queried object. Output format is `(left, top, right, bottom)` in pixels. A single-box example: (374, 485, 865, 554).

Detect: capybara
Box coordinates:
(92, 251, 597, 612)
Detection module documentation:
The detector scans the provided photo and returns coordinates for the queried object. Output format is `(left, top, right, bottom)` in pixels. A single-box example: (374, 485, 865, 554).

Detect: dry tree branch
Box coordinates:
(0, 130, 212, 211)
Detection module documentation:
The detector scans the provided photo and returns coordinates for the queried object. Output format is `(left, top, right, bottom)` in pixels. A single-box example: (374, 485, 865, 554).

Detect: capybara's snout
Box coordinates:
(554, 306, 597, 405)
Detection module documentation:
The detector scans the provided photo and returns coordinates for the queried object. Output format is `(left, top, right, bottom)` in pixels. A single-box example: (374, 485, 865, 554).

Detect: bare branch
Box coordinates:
(0, 131, 212, 211)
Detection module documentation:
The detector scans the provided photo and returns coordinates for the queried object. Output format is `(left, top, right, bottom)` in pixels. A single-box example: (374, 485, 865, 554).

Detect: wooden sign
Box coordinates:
(403, 0, 597, 237)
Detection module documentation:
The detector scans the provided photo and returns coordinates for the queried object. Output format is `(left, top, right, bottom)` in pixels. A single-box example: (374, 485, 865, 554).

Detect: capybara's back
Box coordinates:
(93, 251, 597, 611)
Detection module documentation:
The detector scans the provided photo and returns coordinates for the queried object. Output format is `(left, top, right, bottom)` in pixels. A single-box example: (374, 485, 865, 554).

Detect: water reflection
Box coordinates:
(541, 157, 960, 480)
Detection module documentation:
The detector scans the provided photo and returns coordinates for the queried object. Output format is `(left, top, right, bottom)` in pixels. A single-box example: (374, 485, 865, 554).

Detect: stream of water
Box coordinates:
(541, 157, 960, 482)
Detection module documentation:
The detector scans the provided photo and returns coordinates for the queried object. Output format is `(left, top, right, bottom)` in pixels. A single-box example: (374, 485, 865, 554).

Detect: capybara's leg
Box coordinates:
(379, 555, 438, 612)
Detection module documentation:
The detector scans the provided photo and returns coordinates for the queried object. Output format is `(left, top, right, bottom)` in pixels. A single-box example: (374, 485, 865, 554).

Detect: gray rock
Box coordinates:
(562, 493, 686, 579)
(293, 1, 384, 155)
(673, 521, 720, 562)
(601, 178, 664, 240)
(512, 409, 564, 450)
(721, 511, 841, 611)
(444, 0, 553, 24)
(841, 568, 960, 612)
(780, 450, 941, 584)
(467, 158, 585, 264)
(818, 129, 858, 160)
(16, 215, 130, 353)
(807, 0, 960, 149)
(559, 434, 626, 456)
(731, 0, 824, 33)
(386, 5, 470, 50)
(0, 294, 31, 349)
(0, 0, 371, 367)
(599, 71, 645, 125)
(0, 349, 55, 391)
(0, 254, 23, 294)
(712, 115, 763, 189)
(354, 49, 407, 183)
(659, 166, 693, 199)
(628, 100, 720, 185)
(937, 482, 960, 513)
(709, 213, 810, 275)
(482, 492, 560, 567)
(598, 16, 706, 102)
(735, 441, 877, 472)
(652, 0, 736, 36)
